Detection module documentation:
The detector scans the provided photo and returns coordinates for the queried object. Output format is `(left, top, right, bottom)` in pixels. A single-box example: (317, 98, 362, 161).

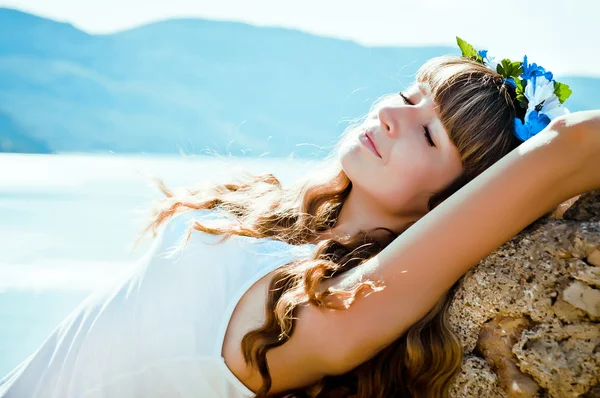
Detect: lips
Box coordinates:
(359, 130, 381, 158)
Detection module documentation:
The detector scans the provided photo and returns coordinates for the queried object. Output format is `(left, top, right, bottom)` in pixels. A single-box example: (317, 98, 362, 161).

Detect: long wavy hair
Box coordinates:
(141, 55, 522, 397)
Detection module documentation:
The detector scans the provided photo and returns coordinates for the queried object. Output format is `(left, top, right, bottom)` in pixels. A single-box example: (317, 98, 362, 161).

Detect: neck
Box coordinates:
(308, 186, 426, 245)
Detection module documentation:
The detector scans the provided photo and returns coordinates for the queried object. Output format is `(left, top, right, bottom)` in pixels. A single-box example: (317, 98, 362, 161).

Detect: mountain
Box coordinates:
(0, 8, 598, 158)
(0, 110, 51, 153)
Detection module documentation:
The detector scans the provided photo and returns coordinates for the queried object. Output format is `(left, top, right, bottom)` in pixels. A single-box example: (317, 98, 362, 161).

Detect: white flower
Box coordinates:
(524, 76, 569, 121)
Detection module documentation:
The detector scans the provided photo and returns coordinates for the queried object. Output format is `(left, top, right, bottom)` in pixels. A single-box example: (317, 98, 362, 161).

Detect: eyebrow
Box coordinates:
(412, 82, 431, 103)
(417, 81, 432, 95)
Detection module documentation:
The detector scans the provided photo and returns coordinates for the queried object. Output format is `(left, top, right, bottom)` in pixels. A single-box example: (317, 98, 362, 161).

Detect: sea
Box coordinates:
(0, 152, 319, 377)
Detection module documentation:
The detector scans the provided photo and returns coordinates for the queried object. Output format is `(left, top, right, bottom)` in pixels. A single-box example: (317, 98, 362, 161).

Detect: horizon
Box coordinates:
(1, 0, 599, 77)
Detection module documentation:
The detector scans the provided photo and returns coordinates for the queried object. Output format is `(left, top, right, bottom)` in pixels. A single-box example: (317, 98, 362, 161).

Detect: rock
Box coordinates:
(447, 194, 600, 398)
(552, 296, 590, 323)
(563, 190, 600, 222)
(588, 250, 600, 267)
(582, 386, 600, 397)
(476, 316, 540, 397)
(447, 356, 506, 398)
(513, 323, 600, 397)
(562, 281, 600, 318)
(570, 259, 600, 287)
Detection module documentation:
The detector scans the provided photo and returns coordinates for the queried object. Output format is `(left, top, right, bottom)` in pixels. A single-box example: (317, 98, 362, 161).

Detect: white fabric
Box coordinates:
(0, 209, 315, 398)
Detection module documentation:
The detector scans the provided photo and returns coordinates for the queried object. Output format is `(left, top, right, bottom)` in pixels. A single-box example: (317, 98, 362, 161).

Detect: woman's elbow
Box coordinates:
(555, 110, 600, 143)
(554, 111, 600, 192)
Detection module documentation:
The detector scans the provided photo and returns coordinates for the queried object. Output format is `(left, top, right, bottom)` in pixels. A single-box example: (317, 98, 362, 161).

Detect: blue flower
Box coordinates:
(504, 78, 517, 88)
(513, 111, 551, 141)
(477, 49, 500, 71)
(521, 55, 553, 81)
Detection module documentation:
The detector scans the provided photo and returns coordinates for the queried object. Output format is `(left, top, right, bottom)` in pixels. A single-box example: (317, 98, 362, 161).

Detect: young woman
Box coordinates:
(1, 52, 599, 398)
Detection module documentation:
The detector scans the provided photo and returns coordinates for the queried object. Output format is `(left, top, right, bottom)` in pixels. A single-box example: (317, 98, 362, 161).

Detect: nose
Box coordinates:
(378, 106, 393, 136)
(378, 100, 427, 138)
(378, 104, 411, 139)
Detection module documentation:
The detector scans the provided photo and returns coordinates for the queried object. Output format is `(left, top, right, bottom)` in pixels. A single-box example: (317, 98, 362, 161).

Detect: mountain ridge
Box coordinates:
(1, 7, 598, 157)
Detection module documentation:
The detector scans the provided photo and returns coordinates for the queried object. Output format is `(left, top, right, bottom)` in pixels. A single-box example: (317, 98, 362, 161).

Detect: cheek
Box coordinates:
(374, 155, 431, 198)
(389, 149, 431, 181)
(387, 150, 459, 199)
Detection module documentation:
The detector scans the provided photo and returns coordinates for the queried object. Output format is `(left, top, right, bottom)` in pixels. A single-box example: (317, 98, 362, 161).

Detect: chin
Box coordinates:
(341, 158, 371, 194)
(338, 149, 356, 180)
(338, 132, 362, 159)
(336, 130, 365, 179)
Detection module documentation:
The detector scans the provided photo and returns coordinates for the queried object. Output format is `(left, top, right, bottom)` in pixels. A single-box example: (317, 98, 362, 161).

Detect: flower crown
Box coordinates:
(456, 37, 572, 142)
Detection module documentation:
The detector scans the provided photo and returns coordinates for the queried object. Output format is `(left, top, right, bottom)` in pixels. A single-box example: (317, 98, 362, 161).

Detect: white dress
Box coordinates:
(0, 209, 316, 397)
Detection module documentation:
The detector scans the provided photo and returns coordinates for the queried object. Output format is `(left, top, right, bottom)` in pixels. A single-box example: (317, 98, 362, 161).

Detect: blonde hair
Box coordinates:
(142, 55, 521, 397)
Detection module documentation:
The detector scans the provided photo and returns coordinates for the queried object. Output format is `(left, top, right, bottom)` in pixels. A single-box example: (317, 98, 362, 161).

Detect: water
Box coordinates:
(0, 152, 319, 377)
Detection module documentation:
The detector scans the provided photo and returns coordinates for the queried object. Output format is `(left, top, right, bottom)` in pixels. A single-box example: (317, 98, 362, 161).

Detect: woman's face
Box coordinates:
(338, 82, 464, 217)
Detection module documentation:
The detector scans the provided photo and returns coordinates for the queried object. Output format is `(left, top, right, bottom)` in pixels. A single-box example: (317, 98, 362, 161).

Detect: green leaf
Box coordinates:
(497, 58, 523, 79)
(554, 82, 572, 104)
(497, 59, 510, 77)
(514, 78, 523, 92)
(515, 79, 528, 109)
(511, 61, 523, 78)
(456, 36, 481, 62)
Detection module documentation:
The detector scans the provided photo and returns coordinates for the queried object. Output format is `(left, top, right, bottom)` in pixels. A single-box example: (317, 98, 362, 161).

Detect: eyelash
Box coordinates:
(398, 92, 436, 148)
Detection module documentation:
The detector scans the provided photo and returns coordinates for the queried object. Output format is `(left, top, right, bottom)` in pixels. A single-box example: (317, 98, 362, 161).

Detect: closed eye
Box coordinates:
(399, 92, 436, 148)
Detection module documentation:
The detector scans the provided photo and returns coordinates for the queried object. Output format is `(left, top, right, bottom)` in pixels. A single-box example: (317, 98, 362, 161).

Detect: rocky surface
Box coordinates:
(448, 191, 600, 398)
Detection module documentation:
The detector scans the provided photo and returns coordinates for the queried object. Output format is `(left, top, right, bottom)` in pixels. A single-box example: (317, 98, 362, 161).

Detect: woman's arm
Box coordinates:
(281, 111, 600, 379)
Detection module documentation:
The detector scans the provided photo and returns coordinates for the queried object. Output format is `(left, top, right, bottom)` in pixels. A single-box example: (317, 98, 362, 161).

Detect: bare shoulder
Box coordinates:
(223, 276, 340, 395)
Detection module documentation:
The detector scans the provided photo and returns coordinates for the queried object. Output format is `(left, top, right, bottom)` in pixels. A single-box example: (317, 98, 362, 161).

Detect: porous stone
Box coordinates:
(447, 355, 506, 398)
(447, 193, 600, 398)
(563, 190, 600, 222)
(562, 281, 600, 318)
(476, 316, 540, 397)
(582, 386, 600, 397)
(588, 250, 600, 267)
(513, 322, 600, 397)
(569, 259, 600, 287)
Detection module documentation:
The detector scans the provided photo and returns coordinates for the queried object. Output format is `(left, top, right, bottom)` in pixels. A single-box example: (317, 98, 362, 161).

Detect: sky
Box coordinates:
(1, 0, 599, 76)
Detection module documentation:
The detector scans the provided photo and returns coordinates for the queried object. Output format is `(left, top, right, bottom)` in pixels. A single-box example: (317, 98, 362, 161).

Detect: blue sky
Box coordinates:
(1, 0, 598, 76)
